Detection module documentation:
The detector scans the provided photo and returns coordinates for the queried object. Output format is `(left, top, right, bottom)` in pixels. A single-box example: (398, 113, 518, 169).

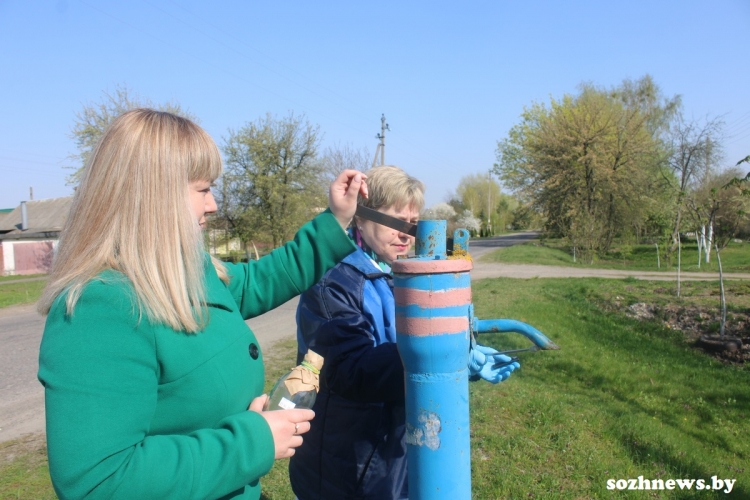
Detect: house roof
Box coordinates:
(0, 209, 13, 229)
(0, 196, 73, 239)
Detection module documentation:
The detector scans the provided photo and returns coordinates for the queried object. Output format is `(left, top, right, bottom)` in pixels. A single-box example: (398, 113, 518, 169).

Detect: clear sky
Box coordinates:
(1, 0, 749, 210)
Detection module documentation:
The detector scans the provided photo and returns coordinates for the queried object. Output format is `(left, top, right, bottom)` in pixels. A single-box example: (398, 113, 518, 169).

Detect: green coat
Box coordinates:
(38, 211, 355, 500)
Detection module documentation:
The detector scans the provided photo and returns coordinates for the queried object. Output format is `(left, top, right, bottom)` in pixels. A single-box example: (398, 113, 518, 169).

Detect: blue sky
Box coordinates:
(1, 1, 749, 210)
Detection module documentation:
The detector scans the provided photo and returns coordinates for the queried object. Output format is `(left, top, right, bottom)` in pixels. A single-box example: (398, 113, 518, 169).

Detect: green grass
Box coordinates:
(0, 279, 46, 308)
(0, 274, 46, 283)
(0, 435, 56, 500)
(483, 239, 750, 273)
(4, 280, 749, 499)
(469, 278, 750, 499)
(260, 338, 301, 500)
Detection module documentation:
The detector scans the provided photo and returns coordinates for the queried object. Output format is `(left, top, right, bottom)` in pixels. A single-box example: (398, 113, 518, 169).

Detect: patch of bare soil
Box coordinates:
(625, 302, 750, 364)
(0, 432, 46, 466)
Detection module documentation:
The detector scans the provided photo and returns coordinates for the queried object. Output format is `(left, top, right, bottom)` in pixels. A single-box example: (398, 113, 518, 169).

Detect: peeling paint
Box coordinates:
(405, 410, 441, 450)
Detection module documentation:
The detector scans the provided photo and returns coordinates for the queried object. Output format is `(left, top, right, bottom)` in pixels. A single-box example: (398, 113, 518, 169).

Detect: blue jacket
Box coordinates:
(289, 248, 408, 500)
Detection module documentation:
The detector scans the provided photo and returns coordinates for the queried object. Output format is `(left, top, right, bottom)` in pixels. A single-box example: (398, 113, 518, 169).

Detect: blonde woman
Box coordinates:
(37, 109, 366, 500)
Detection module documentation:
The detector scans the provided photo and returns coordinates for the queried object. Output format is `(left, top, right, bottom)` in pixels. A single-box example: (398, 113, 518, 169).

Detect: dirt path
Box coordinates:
(471, 262, 750, 281)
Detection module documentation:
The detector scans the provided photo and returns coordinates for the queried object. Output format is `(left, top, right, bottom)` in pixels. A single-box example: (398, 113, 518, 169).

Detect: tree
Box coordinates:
(689, 167, 750, 248)
(451, 173, 526, 234)
(495, 194, 520, 231)
(67, 84, 196, 185)
(456, 209, 481, 235)
(665, 114, 725, 254)
(219, 112, 327, 248)
(422, 203, 456, 221)
(319, 143, 371, 183)
(454, 173, 502, 232)
(494, 76, 676, 262)
(455, 173, 500, 215)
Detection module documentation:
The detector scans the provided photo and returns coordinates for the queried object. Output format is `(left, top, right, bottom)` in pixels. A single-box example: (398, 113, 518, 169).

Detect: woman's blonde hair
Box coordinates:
(357, 165, 425, 214)
(38, 108, 226, 333)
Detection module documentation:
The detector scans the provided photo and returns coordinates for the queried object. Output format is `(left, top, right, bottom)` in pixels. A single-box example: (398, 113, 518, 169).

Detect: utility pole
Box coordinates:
(372, 114, 390, 168)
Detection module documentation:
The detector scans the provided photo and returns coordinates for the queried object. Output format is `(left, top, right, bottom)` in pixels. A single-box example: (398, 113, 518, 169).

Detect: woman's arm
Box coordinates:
(225, 169, 366, 319)
(225, 209, 356, 319)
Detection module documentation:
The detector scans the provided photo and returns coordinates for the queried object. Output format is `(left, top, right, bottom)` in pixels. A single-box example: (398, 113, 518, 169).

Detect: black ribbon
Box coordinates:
(354, 205, 417, 237)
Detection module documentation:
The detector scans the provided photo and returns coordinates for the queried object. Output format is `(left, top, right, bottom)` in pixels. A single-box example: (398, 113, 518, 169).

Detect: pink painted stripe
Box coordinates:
(392, 258, 473, 274)
(394, 287, 472, 308)
(396, 316, 469, 336)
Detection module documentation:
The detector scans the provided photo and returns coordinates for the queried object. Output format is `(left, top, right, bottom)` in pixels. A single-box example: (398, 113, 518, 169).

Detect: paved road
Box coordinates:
(0, 298, 303, 444)
(2, 230, 748, 443)
(0, 303, 46, 443)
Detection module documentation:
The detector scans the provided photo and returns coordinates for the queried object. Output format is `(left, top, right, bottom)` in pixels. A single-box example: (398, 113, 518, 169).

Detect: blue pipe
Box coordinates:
(393, 221, 558, 499)
(393, 220, 472, 499)
(473, 318, 560, 350)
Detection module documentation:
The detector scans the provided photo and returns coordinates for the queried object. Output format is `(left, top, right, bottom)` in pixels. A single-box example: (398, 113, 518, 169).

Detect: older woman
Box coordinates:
(290, 165, 518, 500)
(37, 109, 367, 500)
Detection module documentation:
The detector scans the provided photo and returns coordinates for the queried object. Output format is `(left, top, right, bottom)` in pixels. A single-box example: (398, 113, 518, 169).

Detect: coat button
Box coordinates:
(248, 343, 259, 359)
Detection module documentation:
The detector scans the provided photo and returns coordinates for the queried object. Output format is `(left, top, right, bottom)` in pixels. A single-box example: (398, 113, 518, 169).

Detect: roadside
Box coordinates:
(3, 248, 749, 445)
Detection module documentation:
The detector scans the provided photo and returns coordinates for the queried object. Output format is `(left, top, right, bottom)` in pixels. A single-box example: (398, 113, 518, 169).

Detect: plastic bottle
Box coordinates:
(263, 350, 324, 411)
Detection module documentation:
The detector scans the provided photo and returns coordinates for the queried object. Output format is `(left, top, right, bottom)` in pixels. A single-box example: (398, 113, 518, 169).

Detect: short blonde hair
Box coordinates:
(358, 165, 425, 214)
(38, 109, 226, 332)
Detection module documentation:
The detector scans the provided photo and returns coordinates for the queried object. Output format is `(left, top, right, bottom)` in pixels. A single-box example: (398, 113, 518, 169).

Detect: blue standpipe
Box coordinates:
(392, 221, 558, 500)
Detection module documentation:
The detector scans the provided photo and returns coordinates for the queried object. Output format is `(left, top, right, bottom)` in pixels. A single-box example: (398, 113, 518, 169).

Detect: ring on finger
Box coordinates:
(294, 423, 299, 434)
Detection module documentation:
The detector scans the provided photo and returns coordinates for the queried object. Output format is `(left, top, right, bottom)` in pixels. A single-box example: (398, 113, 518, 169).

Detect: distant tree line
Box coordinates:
(493, 75, 750, 264)
(68, 81, 749, 259)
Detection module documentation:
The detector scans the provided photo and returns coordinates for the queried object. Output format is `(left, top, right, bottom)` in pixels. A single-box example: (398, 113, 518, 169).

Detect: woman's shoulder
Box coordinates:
(49, 269, 137, 317)
(80, 269, 134, 298)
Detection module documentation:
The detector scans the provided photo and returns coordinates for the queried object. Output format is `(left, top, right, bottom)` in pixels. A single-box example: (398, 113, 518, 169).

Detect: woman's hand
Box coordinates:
(329, 169, 368, 230)
(248, 395, 314, 459)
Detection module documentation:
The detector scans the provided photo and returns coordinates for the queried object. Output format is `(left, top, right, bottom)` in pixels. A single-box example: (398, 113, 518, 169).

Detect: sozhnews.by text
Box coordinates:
(607, 476, 736, 494)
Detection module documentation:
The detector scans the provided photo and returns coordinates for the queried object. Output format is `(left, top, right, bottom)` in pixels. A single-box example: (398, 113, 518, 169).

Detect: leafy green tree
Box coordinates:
(494, 76, 676, 262)
(219, 112, 327, 248)
(67, 84, 196, 185)
(455, 173, 499, 216)
(453, 173, 525, 234)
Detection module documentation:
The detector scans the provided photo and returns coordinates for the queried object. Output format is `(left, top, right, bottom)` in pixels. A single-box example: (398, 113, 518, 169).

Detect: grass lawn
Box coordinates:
(0, 435, 55, 500)
(261, 279, 750, 499)
(3, 279, 748, 499)
(0, 274, 46, 283)
(483, 239, 750, 274)
(0, 278, 46, 309)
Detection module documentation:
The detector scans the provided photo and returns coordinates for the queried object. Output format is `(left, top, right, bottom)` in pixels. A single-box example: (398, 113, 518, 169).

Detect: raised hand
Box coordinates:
(328, 169, 368, 230)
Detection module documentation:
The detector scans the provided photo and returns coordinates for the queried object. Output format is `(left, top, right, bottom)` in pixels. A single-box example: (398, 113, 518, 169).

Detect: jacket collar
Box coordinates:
(342, 247, 392, 279)
(203, 255, 237, 311)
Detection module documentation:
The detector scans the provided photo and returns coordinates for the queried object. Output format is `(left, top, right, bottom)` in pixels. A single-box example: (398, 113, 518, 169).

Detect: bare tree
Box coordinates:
(319, 143, 371, 183)
(67, 84, 196, 185)
(666, 114, 724, 253)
